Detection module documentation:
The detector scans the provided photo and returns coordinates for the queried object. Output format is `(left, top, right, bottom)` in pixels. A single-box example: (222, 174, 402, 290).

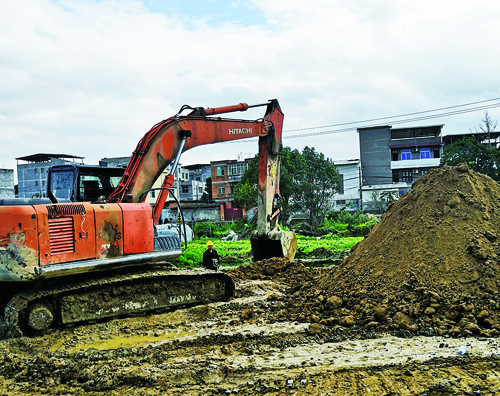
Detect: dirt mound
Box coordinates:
(228, 258, 318, 287)
(274, 164, 500, 337)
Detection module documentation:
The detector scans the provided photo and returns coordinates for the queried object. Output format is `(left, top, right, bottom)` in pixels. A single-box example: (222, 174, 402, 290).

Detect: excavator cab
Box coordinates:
(47, 165, 124, 203)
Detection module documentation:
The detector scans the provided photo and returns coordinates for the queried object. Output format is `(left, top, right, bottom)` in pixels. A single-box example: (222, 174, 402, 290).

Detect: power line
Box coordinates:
(284, 97, 500, 132)
(221, 98, 500, 144)
(284, 102, 500, 140)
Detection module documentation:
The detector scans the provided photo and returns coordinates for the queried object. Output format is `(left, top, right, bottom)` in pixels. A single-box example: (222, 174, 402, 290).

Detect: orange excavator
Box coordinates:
(0, 99, 297, 336)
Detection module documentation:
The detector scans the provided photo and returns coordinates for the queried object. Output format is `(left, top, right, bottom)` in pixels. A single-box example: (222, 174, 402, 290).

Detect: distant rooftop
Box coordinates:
(357, 125, 444, 138)
(334, 159, 360, 166)
(16, 153, 84, 163)
(443, 131, 500, 142)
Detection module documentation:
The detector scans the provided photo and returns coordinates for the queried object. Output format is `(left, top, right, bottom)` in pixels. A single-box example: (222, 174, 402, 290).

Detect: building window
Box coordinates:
(35, 181, 38, 186)
(228, 163, 247, 176)
(339, 174, 344, 194)
(198, 187, 203, 193)
(392, 170, 399, 183)
(181, 186, 189, 194)
(391, 150, 398, 161)
(401, 150, 411, 161)
(196, 176, 201, 181)
(401, 171, 413, 182)
(150, 190, 156, 198)
(336, 200, 346, 205)
(420, 148, 430, 159)
(217, 167, 225, 177)
(433, 147, 440, 158)
(217, 186, 225, 195)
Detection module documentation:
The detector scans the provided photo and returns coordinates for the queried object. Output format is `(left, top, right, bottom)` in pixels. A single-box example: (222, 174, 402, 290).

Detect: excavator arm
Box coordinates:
(108, 99, 296, 261)
(109, 101, 279, 201)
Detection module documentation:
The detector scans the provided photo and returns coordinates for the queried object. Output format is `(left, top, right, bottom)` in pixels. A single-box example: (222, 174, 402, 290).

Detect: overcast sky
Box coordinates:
(1, 0, 500, 176)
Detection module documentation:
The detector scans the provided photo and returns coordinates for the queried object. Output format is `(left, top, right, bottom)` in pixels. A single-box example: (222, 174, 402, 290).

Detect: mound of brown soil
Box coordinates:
(273, 164, 500, 337)
(228, 257, 319, 286)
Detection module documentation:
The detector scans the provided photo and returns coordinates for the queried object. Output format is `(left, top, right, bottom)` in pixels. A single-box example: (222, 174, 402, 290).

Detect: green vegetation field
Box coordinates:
(174, 234, 362, 268)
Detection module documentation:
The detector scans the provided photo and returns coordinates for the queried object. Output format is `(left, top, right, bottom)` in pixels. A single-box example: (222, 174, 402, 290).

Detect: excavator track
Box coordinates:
(5, 266, 234, 337)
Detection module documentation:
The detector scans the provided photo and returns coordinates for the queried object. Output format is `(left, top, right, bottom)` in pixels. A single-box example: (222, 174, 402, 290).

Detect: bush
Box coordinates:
(349, 219, 377, 237)
(318, 211, 378, 237)
(193, 220, 250, 238)
(174, 239, 252, 267)
(193, 222, 216, 237)
(326, 209, 372, 226)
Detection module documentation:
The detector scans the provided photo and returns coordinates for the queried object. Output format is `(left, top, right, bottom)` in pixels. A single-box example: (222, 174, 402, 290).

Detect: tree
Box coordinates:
(234, 146, 341, 227)
(440, 137, 500, 181)
(380, 190, 400, 203)
(295, 147, 341, 226)
(475, 110, 498, 148)
(276, 147, 306, 224)
(234, 147, 305, 224)
(234, 155, 259, 208)
(201, 177, 213, 203)
(369, 191, 386, 214)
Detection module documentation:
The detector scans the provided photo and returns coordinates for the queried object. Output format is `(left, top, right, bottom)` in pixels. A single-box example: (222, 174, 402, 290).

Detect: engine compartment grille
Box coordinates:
(46, 204, 86, 218)
(49, 217, 75, 255)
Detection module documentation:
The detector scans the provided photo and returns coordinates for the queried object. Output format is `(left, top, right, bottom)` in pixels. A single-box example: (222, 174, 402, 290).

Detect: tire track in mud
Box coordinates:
(1, 284, 500, 395)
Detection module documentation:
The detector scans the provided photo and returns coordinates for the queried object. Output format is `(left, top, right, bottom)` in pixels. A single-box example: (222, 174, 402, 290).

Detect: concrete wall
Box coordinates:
(358, 126, 393, 187)
(100, 157, 130, 167)
(0, 169, 15, 198)
(331, 161, 361, 211)
(161, 205, 222, 224)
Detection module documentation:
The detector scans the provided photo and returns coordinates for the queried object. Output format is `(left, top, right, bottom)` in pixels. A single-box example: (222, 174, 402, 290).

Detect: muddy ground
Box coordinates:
(1, 165, 500, 395)
(0, 272, 499, 395)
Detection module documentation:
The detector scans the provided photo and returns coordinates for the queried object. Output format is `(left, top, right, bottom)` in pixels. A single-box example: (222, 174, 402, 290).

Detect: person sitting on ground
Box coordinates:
(203, 241, 220, 270)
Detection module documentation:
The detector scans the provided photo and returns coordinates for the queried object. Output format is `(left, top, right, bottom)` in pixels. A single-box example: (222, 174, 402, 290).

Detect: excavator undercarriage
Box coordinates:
(5, 265, 234, 337)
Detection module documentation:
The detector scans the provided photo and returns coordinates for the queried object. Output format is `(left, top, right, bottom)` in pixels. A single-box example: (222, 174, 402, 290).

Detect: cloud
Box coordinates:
(1, 0, 499, 178)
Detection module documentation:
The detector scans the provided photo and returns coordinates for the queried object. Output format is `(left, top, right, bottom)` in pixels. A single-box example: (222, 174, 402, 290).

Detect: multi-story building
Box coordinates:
(16, 154, 84, 198)
(0, 168, 15, 198)
(211, 159, 250, 203)
(144, 164, 190, 205)
(358, 125, 443, 211)
(99, 156, 189, 204)
(210, 158, 251, 220)
(331, 159, 361, 212)
(180, 164, 211, 201)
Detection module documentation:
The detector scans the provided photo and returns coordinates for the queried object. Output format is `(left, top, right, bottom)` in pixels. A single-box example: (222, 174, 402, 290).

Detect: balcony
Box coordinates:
(390, 158, 440, 170)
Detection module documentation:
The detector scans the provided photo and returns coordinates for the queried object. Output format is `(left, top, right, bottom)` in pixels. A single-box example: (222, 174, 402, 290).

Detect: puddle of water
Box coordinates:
(66, 330, 196, 352)
(49, 339, 65, 353)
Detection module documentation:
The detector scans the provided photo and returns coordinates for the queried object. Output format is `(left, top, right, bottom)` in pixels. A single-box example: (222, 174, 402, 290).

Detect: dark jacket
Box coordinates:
(203, 249, 220, 270)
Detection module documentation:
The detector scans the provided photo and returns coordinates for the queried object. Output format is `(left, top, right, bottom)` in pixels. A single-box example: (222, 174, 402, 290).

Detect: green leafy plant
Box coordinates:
(296, 234, 362, 255)
(318, 210, 377, 236)
(174, 239, 252, 268)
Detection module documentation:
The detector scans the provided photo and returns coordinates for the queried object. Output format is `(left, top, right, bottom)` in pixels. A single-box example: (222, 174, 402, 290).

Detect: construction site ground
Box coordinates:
(0, 269, 499, 395)
(1, 164, 500, 395)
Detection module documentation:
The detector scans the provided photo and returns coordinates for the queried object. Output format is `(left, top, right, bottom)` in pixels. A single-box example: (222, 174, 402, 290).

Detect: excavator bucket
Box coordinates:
(249, 99, 297, 263)
(251, 228, 297, 262)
